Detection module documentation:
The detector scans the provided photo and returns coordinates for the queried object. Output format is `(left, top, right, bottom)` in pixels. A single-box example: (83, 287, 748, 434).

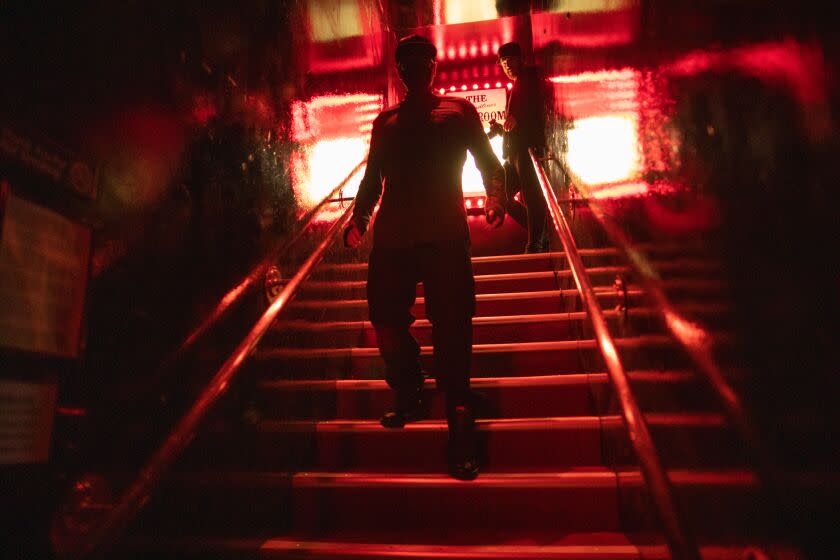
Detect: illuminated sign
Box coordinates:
(449, 87, 507, 126)
(448, 88, 507, 194)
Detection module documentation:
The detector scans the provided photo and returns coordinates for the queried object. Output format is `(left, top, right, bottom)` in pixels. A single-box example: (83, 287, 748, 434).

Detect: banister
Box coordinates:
(78, 180, 361, 558)
(552, 160, 771, 483)
(529, 149, 701, 560)
(149, 160, 367, 383)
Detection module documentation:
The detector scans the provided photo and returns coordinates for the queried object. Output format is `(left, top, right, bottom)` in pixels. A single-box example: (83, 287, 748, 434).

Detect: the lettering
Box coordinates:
(478, 110, 506, 122)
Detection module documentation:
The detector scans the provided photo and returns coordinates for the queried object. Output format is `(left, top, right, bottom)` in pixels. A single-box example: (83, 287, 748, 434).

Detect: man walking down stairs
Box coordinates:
(343, 33, 507, 481)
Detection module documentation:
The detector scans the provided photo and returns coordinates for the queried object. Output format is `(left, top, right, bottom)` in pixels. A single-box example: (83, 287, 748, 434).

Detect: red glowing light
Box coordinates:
(469, 44, 478, 57)
(191, 95, 217, 125)
(506, 83, 513, 90)
(447, 47, 456, 59)
(477, 197, 485, 207)
(589, 181, 648, 199)
(466, 198, 474, 208)
(667, 40, 828, 107)
(484, 83, 490, 88)
(450, 86, 456, 91)
(439, 88, 446, 94)
(495, 81, 502, 87)
(458, 45, 467, 58)
(461, 85, 468, 91)
(472, 84, 479, 90)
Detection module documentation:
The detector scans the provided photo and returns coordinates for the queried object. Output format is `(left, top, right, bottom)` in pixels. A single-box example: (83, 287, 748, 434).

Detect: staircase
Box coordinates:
(122, 229, 793, 558)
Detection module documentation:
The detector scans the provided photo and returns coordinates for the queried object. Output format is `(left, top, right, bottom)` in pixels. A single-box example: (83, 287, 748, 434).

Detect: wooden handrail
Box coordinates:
(529, 149, 701, 560)
(78, 180, 361, 558)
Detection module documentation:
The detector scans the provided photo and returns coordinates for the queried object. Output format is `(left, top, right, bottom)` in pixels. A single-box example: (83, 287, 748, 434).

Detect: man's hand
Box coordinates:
(485, 204, 505, 229)
(487, 119, 504, 139)
(503, 115, 517, 132)
(344, 223, 363, 248)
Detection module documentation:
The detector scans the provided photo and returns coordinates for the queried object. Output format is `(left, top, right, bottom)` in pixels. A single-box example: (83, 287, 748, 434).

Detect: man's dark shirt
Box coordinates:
(504, 65, 548, 156)
(352, 93, 504, 248)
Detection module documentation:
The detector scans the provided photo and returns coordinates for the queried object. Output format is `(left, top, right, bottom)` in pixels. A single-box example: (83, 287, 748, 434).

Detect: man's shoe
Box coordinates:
(447, 405, 480, 481)
(449, 454, 480, 481)
(380, 388, 427, 429)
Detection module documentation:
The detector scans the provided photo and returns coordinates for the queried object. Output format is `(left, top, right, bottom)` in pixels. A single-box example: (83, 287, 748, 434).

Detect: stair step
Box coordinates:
(250, 335, 687, 378)
(259, 416, 601, 472)
(284, 281, 726, 322)
(314, 244, 715, 280)
(299, 267, 625, 299)
(291, 469, 621, 533)
(257, 371, 718, 421)
(119, 534, 793, 560)
(261, 532, 643, 559)
(260, 535, 789, 560)
(251, 414, 738, 472)
(289, 469, 761, 535)
(297, 261, 721, 300)
(268, 304, 729, 348)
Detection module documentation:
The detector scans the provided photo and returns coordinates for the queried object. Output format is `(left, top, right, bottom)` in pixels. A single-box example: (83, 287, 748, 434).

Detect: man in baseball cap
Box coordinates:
(495, 41, 550, 253)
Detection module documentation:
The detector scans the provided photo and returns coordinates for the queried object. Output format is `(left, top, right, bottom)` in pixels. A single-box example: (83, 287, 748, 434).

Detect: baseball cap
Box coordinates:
(395, 34, 437, 61)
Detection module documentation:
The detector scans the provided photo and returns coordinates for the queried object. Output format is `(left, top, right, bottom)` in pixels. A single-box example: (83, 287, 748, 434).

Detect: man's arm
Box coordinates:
(465, 104, 505, 212)
(349, 115, 385, 238)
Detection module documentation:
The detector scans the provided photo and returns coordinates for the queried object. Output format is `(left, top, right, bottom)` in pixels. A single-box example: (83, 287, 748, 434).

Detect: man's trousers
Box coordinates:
(509, 148, 548, 251)
(367, 240, 475, 421)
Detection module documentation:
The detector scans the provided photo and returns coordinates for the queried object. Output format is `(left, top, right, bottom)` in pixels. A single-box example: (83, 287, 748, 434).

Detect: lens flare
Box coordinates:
(462, 135, 504, 194)
(566, 114, 640, 185)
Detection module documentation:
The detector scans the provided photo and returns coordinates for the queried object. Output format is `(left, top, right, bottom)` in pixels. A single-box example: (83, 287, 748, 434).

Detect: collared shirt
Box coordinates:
(352, 92, 504, 248)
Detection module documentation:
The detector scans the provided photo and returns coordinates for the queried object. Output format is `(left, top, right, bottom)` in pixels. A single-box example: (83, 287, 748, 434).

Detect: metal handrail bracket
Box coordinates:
(529, 149, 701, 560)
(78, 172, 362, 558)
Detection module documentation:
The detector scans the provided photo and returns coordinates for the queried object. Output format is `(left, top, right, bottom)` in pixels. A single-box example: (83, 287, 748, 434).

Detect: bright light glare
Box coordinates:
(462, 134, 504, 194)
(548, 0, 637, 14)
(309, 0, 363, 41)
(567, 114, 640, 185)
(590, 181, 648, 199)
(445, 0, 497, 24)
(295, 137, 368, 206)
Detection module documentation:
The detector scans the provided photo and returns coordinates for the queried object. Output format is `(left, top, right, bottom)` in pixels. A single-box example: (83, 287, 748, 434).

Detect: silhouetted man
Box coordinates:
(489, 41, 549, 253)
(344, 34, 506, 480)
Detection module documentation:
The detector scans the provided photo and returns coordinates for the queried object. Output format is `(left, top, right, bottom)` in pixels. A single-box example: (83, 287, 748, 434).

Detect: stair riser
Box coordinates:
(266, 316, 666, 349)
(619, 480, 765, 537)
(251, 422, 741, 472)
(292, 483, 620, 533)
(297, 273, 594, 300)
(604, 422, 748, 469)
(252, 345, 687, 380)
(312, 253, 620, 281)
(312, 250, 715, 282)
(284, 292, 643, 322)
(299, 264, 722, 301)
(257, 374, 717, 421)
(258, 381, 597, 420)
(269, 424, 602, 472)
